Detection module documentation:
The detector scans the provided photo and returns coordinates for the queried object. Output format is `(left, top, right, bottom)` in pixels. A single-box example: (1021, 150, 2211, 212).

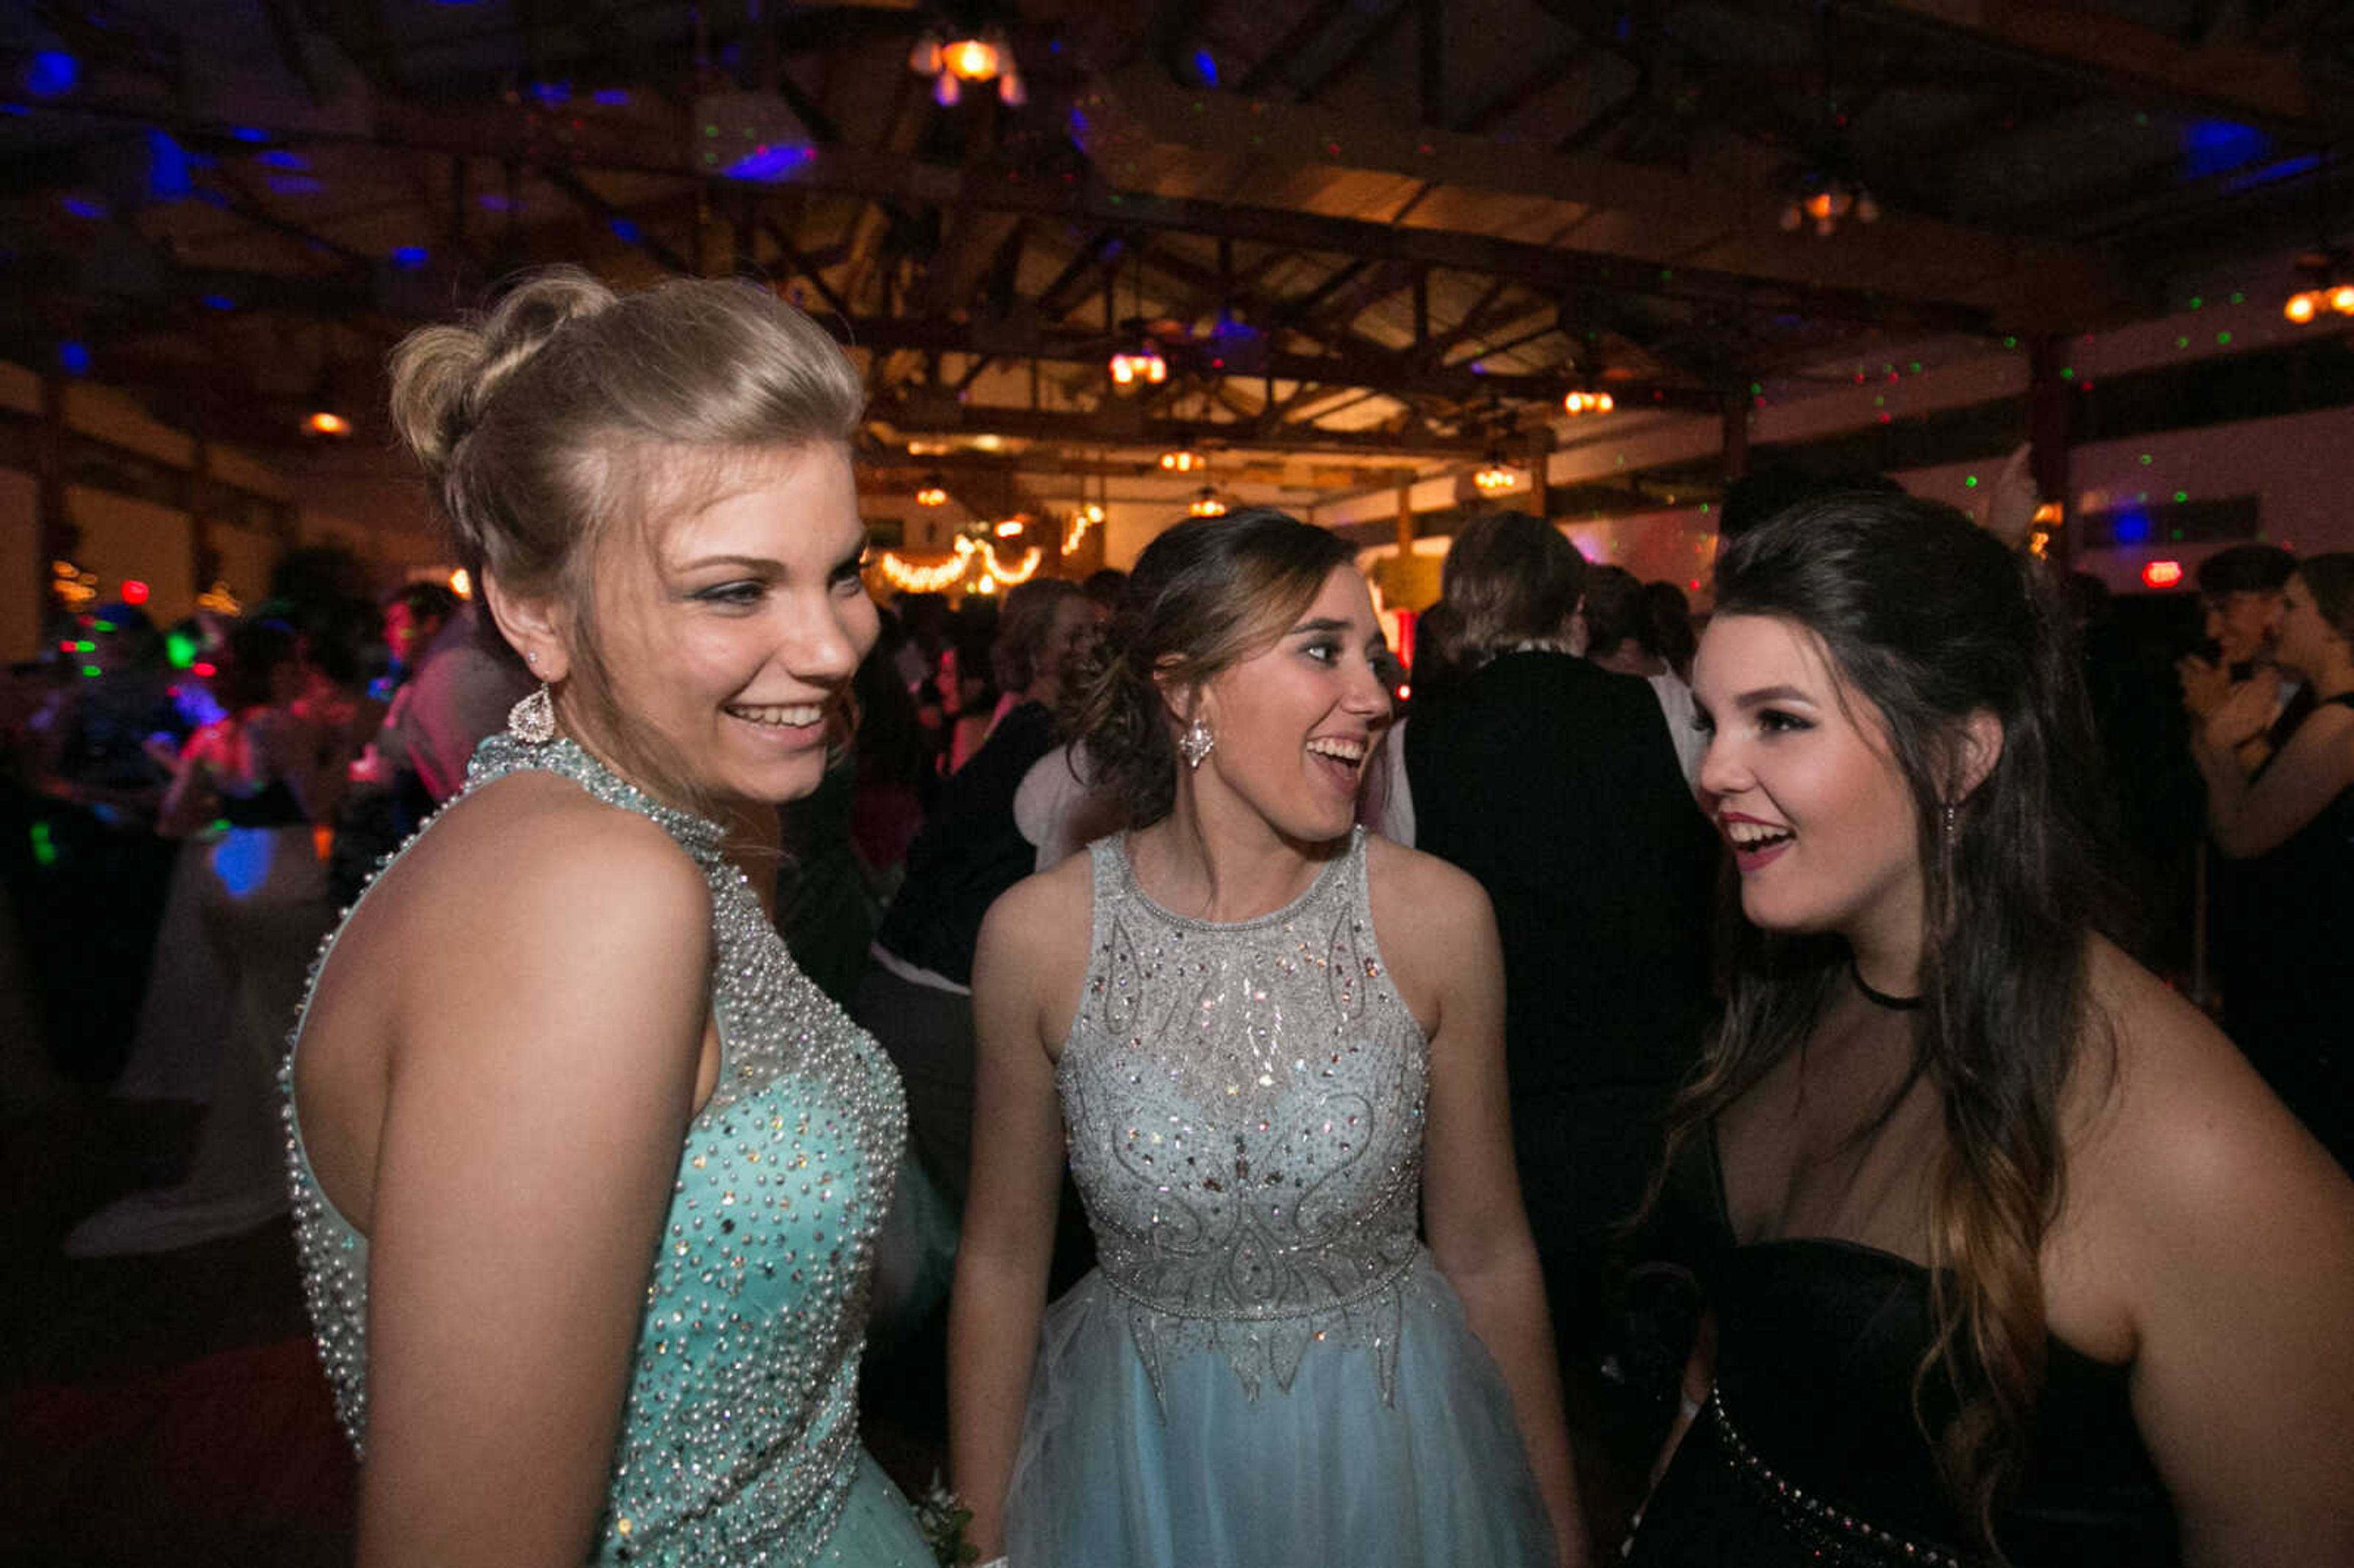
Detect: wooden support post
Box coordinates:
(2027, 333, 2074, 567)
(190, 440, 220, 598)
(1721, 392, 1750, 485)
(35, 372, 74, 633)
(1395, 482, 1416, 557)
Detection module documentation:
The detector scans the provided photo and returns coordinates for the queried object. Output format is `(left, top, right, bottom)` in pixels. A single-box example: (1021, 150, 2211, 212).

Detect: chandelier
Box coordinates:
(1189, 487, 1228, 517)
(1473, 451, 1522, 497)
(915, 473, 948, 506)
(2283, 249, 2354, 323)
(1110, 341, 1168, 387)
(1778, 175, 1879, 238)
(1562, 389, 1613, 417)
(908, 27, 1024, 107)
(1159, 447, 1204, 473)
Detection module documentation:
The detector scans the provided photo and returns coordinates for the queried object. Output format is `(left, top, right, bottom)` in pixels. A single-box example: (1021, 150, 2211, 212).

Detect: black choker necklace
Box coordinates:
(1849, 957, 1924, 1011)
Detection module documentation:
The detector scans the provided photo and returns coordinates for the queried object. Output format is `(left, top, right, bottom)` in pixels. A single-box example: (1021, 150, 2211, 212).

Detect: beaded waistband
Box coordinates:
(1098, 1249, 1417, 1324)
(1705, 1387, 1972, 1568)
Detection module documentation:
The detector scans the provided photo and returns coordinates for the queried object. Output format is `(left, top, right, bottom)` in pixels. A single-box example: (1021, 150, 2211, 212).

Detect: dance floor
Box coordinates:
(0, 1084, 1639, 1567)
(0, 1087, 950, 1568)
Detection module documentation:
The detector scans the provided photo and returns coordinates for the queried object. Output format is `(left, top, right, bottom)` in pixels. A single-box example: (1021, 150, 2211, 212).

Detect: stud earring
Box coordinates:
(508, 682, 557, 745)
(1178, 715, 1216, 771)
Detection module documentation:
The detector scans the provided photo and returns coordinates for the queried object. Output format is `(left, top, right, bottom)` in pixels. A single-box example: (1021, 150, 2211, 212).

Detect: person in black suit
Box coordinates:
(1403, 512, 1718, 1399)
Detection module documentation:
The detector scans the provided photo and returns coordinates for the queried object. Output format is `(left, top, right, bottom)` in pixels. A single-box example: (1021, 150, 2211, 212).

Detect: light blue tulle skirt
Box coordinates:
(1004, 1251, 1556, 1568)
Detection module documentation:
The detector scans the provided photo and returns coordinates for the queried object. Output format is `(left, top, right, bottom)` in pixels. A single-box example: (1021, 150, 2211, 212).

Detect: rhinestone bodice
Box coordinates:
(283, 737, 907, 1567)
(1058, 828, 1429, 1404)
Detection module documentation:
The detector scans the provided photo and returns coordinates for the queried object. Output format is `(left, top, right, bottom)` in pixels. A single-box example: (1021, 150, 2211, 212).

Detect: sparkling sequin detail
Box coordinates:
(283, 736, 907, 1567)
(1705, 1388, 1972, 1567)
(1059, 828, 1426, 1409)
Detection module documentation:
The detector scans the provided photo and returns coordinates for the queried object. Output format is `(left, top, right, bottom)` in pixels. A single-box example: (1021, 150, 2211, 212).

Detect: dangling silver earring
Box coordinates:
(1941, 801, 1959, 842)
(508, 682, 557, 745)
(1178, 715, 1216, 771)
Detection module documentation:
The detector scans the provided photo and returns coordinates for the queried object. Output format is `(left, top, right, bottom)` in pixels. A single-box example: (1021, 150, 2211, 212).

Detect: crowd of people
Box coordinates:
(4, 268, 2351, 1568)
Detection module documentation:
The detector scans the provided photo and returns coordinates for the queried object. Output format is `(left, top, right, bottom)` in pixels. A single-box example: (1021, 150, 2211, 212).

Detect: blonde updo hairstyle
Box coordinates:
(387, 267, 866, 812)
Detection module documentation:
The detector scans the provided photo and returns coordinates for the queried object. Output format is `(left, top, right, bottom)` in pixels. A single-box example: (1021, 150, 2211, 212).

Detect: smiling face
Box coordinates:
(2272, 571, 2347, 682)
(1693, 613, 1925, 953)
(584, 443, 877, 812)
(1037, 593, 1108, 702)
(1186, 564, 1394, 847)
(2204, 588, 2283, 667)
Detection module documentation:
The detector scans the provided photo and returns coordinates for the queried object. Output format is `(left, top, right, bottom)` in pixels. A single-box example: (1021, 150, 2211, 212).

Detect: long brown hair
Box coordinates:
(1666, 493, 2122, 1549)
(1065, 509, 1354, 829)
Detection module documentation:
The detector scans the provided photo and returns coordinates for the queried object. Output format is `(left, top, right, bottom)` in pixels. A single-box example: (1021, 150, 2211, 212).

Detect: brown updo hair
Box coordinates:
(1066, 509, 1355, 829)
(387, 267, 865, 810)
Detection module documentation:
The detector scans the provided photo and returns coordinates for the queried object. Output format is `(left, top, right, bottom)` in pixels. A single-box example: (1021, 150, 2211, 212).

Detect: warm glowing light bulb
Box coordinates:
(1805, 192, 1834, 221)
(945, 38, 999, 81)
(2286, 291, 2318, 324)
(995, 520, 1024, 538)
(448, 568, 473, 598)
(2141, 560, 2185, 589)
(2334, 285, 2354, 315)
(307, 411, 352, 436)
(1596, 392, 1614, 413)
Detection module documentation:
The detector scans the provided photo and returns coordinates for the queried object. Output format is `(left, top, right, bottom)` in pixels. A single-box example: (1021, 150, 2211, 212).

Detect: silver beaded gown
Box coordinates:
(1002, 828, 1555, 1568)
(283, 736, 928, 1568)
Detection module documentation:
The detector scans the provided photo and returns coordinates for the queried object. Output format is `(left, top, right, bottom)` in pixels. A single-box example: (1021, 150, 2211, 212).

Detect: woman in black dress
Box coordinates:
(2189, 552, 2354, 1170)
(1627, 496, 2354, 1567)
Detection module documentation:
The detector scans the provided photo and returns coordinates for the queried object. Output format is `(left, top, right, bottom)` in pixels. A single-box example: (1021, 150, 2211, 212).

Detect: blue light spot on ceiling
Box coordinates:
(476, 192, 513, 211)
(0, 102, 27, 116)
(148, 131, 194, 198)
(390, 245, 429, 268)
(202, 294, 236, 311)
(530, 80, 571, 106)
(1192, 48, 1219, 88)
(2182, 119, 2268, 178)
(2110, 508, 2152, 546)
(230, 126, 270, 143)
(267, 174, 325, 195)
(60, 194, 107, 219)
(254, 149, 307, 170)
(58, 341, 91, 376)
(593, 88, 630, 107)
(609, 218, 642, 243)
(26, 51, 79, 98)
(720, 144, 815, 181)
(2225, 152, 2321, 194)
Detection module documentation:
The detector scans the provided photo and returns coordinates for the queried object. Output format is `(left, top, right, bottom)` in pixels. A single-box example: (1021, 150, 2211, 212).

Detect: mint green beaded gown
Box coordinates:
(283, 737, 930, 1567)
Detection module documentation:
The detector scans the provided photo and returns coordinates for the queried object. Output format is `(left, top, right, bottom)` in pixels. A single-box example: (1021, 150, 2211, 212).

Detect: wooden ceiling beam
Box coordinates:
(869, 397, 1487, 460)
(1833, 0, 2350, 141)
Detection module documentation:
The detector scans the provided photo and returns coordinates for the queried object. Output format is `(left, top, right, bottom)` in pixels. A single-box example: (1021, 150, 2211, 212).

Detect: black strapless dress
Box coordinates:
(1625, 1135, 2180, 1568)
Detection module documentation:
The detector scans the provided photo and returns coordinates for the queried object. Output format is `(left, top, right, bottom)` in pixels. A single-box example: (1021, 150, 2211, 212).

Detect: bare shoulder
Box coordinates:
(351, 774, 714, 1038)
(415, 774, 707, 935)
(2055, 938, 2354, 1336)
(973, 847, 1097, 1056)
(2071, 938, 2323, 1184)
(1364, 834, 1491, 929)
(1364, 835, 1499, 1039)
(980, 847, 1095, 964)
